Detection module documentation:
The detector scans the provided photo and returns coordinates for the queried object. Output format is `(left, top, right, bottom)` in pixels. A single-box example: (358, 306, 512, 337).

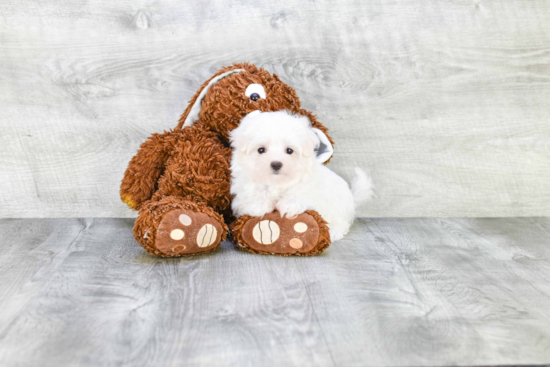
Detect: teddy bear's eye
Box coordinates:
(245, 84, 266, 101)
(258, 147, 266, 154)
(286, 148, 294, 155)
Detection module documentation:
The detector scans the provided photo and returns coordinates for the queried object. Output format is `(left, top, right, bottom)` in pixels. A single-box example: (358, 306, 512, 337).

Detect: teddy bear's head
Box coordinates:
(176, 63, 333, 163)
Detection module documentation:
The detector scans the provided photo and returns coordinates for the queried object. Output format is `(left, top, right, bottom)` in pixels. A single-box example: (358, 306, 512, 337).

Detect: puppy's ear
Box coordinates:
(300, 128, 321, 157)
(294, 115, 320, 157)
(229, 128, 252, 154)
(240, 142, 253, 155)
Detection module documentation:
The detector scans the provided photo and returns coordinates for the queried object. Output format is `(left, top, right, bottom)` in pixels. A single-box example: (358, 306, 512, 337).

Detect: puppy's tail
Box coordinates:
(351, 167, 374, 208)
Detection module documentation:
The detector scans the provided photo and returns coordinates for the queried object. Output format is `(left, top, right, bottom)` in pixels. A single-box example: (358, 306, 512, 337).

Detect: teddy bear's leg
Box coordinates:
(133, 196, 228, 257)
(231, 210, 331, 256)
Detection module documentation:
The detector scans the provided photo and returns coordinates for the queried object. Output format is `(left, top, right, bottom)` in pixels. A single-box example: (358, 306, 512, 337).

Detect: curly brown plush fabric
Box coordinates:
(121, 62, 334, 257)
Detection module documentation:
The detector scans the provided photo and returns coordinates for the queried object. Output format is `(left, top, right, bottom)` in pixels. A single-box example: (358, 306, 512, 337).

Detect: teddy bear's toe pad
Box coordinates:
(156, 209, 222, 256)
(242, 212, 320, 255)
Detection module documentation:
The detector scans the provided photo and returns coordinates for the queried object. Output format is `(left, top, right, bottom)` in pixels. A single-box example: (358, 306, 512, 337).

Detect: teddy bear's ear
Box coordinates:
(177, 68, 245, 129)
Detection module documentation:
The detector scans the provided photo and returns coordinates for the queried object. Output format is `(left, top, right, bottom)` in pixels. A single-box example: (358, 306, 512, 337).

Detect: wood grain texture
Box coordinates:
(1, 218, 550, 366)
(0, 0, 549, 217)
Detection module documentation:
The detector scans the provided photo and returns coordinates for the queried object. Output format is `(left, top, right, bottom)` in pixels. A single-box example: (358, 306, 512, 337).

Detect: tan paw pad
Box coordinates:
(252, 220, 280, 245)
(197, 224, 218, 247)
(289, 238, 303, 249)
(293, 222, 307, 233)
(179, 214, 192, 226)
(170, 229, 185, 240)
(172, 245, 185, 252)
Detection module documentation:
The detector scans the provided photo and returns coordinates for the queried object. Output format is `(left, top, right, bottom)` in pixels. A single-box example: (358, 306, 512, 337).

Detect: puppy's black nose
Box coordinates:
(271, 161, 283, 171)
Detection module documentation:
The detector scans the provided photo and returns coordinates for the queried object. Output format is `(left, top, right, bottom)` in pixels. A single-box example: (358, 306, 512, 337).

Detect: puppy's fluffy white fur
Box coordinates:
(230, 110, 373, 242)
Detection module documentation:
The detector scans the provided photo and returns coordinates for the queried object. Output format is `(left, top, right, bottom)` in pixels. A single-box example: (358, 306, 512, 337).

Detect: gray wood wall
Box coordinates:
(1, 0, 549, 218)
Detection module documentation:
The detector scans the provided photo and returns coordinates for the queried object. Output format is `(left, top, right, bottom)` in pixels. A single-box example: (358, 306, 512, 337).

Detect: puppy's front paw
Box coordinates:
(276, 198, 308, 219)
(242, 201, 276, 218)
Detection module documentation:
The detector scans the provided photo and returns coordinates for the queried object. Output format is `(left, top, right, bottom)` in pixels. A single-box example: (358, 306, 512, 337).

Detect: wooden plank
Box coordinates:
(360, 217, 550, 365)
(0, 1, 549, 217)
(1, 218, 550, 366)
(0, 218, 86, 341)
(0, 218, 334, 367)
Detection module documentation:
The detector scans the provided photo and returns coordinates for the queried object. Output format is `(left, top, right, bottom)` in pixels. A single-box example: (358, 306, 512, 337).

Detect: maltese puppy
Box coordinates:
(230, 110, 373, 242)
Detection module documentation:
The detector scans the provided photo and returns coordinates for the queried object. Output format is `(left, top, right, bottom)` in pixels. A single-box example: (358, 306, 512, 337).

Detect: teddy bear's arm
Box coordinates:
(120, 131, 177, 210)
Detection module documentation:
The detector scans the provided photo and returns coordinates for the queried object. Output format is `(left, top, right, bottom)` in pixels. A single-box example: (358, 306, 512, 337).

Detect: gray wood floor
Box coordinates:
(1, 218, 550, 367)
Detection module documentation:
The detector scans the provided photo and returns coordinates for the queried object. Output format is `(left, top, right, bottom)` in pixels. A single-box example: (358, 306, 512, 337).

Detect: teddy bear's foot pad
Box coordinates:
(241, 212, 320, 255)
(156, 209, 223, 256)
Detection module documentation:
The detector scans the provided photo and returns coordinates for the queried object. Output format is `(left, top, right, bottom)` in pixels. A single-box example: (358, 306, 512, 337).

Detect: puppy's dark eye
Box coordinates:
(250, 93, 260, 101)
(258, 147, 266, 154)
(286, 148, 294, 155)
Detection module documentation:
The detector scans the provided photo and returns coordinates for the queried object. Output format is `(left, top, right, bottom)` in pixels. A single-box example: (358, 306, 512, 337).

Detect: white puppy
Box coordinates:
(230, 110, 373, 242)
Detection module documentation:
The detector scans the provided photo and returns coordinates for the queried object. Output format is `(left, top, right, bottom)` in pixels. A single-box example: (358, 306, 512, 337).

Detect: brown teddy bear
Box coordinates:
(120, 63, 335, 257)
